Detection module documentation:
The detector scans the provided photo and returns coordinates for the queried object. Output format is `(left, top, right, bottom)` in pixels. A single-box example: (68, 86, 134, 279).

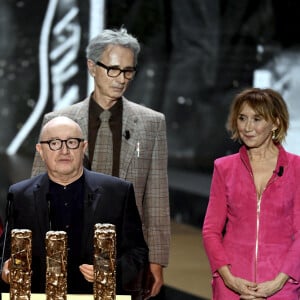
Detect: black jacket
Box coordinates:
(1, 168, 148, 295)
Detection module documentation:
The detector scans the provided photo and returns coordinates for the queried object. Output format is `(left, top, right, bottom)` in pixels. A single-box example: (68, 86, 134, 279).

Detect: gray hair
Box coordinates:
(86, 28, 140, 65)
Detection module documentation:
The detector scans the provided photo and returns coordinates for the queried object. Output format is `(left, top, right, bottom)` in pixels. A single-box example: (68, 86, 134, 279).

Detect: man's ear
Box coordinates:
(82, 141, 88, 153)
(87, 59, 96, 77)
(36, 143, 45, 161)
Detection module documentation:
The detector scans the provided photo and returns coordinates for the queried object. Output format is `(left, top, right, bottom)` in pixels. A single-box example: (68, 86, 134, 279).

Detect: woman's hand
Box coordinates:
(226, 275, 261, 298)
(254, 273, 289, 298)
(218, 266, 265, 299)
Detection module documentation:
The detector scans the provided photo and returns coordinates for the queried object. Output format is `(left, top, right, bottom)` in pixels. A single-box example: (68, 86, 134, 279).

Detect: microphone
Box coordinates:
(1, 192, 14, 272)
(5, 192, 13, 220)
(46, 193, 52, 230)
(123, 130, 130, 140)
(277, 166, 284, 177)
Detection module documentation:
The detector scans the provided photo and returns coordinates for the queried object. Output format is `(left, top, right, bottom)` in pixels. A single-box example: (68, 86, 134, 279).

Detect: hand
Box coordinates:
(79, 264, 94, 282)
(218, 266, 264, 299)
(226, 276, 261, 298)
(144, 263, 163, 299)
(254, 273, 289, 298)
(240, 293, 266, 300)
(240, 297, 266, 300)
(1, 259, 11, 284)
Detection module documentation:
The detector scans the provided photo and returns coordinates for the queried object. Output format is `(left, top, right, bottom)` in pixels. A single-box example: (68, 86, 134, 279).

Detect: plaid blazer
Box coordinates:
(31, 96, 170, 266)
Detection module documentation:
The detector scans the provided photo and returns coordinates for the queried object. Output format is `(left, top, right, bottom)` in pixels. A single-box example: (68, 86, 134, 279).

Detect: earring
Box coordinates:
(272, 130, 276, 140)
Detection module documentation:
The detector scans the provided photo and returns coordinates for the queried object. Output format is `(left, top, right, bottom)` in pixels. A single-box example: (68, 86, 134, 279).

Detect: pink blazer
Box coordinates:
(202, 145, 300, 299)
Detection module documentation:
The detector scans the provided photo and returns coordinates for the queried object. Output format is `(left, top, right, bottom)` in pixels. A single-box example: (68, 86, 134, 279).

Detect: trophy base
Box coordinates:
(2, 293, 131, 299)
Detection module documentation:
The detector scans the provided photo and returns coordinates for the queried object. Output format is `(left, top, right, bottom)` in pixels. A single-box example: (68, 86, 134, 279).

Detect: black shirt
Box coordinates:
(48, 175, 90, 293)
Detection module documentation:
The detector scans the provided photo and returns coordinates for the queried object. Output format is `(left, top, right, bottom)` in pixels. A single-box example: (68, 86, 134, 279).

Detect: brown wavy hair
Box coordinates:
(226, 87, 289, 144)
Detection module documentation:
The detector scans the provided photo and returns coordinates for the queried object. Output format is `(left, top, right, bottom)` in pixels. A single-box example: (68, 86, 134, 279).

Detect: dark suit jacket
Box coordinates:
(1, 168, 148, 294)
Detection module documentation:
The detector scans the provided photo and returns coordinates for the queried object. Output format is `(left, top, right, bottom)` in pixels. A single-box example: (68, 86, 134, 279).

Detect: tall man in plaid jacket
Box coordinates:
(32, 27, 170, 298)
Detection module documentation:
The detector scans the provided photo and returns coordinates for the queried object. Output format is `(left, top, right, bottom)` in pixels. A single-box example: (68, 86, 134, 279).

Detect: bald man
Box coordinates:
(1, 116, 148, 297)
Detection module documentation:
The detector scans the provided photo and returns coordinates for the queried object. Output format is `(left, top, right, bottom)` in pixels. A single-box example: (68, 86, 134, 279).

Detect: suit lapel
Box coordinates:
(33, 174, 50, 236)
(82, 170, 103, 253)
(119, 99, 140, 179)
(74, 98, 89, 138)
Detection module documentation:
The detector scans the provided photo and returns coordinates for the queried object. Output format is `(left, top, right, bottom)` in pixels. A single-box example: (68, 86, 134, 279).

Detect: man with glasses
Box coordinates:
(1, 116, 148, 296)
(31, 27, 170, 299)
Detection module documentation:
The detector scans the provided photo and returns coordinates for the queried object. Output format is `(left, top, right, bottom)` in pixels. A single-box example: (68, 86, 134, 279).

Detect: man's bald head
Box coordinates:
(40, 116, 83, 140)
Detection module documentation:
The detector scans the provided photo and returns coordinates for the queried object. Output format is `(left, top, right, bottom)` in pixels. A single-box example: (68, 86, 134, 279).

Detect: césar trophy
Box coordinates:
(45, 231, 67, 300)
(9, 229, 32, 300)
(93, 223, 116, 300)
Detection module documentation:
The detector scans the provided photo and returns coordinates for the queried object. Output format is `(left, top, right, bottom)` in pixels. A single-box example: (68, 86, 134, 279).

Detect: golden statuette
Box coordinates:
(93, 223, 116, 300)
(10, 229, 32, 300)
(45, 231, 67, 300)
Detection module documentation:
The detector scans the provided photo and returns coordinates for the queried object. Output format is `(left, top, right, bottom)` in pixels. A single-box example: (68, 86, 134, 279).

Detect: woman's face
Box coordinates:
(237, 103, 277, 148)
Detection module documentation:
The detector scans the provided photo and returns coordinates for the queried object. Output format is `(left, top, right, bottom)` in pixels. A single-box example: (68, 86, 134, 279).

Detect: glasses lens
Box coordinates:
(66, 138, 80, 149)
(107, 67, 136, 79)
(107, 68, 122, 77)
(124, 70, 135, 79)
(49, 139, 62, 150)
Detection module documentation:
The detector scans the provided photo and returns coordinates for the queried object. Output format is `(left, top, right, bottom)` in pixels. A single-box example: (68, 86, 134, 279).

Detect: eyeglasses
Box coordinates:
(39, 138, 84, 151)
(96, 61, 137, 80)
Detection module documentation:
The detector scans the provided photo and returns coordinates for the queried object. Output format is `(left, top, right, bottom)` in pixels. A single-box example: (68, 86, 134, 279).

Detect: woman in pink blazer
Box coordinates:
(203, 88, 300, 299)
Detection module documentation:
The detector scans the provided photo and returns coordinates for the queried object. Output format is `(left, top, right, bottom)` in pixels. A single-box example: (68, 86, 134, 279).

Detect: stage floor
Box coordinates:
(164, 221, 212, 300)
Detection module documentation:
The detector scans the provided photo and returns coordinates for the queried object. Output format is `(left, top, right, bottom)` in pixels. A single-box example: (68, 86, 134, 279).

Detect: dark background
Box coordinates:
(1, 0, 300, 231)
(1, 1, 300, 299)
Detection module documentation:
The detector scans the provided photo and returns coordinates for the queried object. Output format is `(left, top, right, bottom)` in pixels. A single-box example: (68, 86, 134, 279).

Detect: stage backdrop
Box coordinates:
(0, 0, 300, 222)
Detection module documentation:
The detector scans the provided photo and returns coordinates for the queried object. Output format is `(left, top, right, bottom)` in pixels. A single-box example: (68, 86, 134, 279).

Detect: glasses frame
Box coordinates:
(96, 61, 137, 80)
(39, 138, 84, 151)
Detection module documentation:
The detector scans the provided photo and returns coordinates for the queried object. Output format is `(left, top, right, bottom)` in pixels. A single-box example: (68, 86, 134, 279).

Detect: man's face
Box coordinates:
(88, 45, 135, 107)
(36, 120, 87, 182)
